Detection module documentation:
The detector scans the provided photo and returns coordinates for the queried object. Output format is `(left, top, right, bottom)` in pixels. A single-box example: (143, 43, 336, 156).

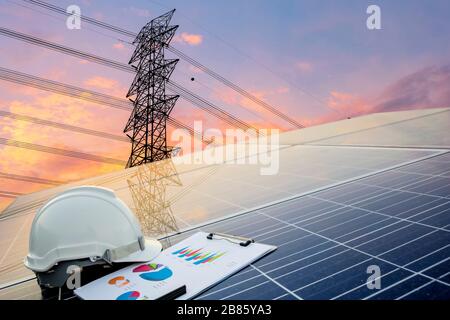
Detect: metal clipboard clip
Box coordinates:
(206, 232, 255, 247)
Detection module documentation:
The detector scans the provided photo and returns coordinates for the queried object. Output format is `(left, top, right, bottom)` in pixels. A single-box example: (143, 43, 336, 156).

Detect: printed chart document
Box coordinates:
(75, 232, 276, 300)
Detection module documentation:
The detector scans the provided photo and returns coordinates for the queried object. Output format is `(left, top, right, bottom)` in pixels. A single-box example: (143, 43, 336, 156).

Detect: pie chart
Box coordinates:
(132, 263, 162, 273)
(116, 291, 140, 300)
(133, 263, 173, 281)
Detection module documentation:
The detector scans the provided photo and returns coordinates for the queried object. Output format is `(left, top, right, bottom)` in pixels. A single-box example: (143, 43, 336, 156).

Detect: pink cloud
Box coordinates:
(295, 61, 313, 73)
(213, 87, 240, 106)
(84, 76, 121, 91)
(113, 42, 125, 50)
(308, 64, 450, 126)
(374, 65, 450, 112)
(276, 87, 290, 94)
(189, 65, 204, 74)
(327, 91, 371, 116)
(210, 86, 291, 130)
(174, 32, 203, 46)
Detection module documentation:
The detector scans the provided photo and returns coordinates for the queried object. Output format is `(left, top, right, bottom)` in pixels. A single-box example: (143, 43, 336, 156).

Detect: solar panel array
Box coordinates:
(1, 145, 439, 286)
(0, 152, 448, 300)
(0, 108, 449, 300)
(167, 153, 450, 300)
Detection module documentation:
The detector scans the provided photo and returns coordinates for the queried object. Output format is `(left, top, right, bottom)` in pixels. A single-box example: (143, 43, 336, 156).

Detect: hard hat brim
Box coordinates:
(112, 238, 162, 263)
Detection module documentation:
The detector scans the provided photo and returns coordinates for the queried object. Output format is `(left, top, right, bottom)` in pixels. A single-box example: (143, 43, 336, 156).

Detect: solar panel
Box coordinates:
(0, 152, 448, 299)
(161, 153, 450, 300)
(308, 108, 450, 148)
(0, 109, 448, 300)
(1, 145, 440, 287)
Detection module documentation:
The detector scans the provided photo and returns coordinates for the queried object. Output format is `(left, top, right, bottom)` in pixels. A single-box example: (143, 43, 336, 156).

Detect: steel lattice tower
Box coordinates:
(124, 10, 179, 167)
(127, 159, 182, 240)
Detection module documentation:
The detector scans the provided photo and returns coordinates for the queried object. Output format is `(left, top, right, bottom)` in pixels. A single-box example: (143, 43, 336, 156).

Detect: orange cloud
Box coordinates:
(0, 89, 129, 213)
(84, 76, 120, 90)
(327, 91, 371, 116)
(174, 32, 203, 46)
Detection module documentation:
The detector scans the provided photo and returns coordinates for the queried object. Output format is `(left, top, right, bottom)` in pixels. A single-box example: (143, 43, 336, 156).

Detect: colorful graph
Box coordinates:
(172, 247, 226, 265)
(116, 291, 140, 300)
(108, 276, 130, 287)
(132, 263, 173, 281)
(133, 263, 161, 273)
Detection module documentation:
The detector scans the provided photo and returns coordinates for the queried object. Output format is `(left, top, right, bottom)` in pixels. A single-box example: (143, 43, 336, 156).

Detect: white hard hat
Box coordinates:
(24, 186, 162, 273)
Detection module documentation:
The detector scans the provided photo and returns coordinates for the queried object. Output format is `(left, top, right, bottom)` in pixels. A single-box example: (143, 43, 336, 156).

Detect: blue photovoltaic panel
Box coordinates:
(163, 153, 450, 300)
(0, 152, 448, 300)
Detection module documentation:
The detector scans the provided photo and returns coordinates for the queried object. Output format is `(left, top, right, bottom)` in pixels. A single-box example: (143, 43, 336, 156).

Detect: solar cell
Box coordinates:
(187, 153, 450, 300)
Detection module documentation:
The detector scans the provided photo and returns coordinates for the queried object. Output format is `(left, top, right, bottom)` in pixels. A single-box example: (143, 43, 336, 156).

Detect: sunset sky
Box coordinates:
(1, 0, 449, 211)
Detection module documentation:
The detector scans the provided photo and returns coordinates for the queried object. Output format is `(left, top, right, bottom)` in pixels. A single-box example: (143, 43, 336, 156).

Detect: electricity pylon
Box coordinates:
(127, 158, 182, 240)
(124, 10, 179, 167)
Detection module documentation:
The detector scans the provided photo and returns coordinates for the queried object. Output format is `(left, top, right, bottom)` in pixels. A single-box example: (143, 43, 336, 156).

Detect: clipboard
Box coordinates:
(206, 232, 255, 247)
(75, 231, 276, 300)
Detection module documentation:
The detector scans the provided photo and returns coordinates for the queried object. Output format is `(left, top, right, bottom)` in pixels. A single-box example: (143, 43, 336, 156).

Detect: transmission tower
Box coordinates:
(127, 159, 182, 243)
(124, 10, 179, 167)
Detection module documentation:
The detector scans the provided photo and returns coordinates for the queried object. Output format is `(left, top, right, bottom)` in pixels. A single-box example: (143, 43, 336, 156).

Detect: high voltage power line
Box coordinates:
(20, 0, 305, 129)
(0, 67, 211, 143)
(0, 27, 256, 132)
(11, 0, 276, 128)
(0, 67, 210, 143)
(0, 137, 127, 165)
(0, 110, 128, 142)
(22, 0, 137, 37)
(1, 2, 296, 203)
(166, 47, 305, 129)
(146, 0, 335, 116)
(0, 172, 65, 186)
(0, 190, 24, 199)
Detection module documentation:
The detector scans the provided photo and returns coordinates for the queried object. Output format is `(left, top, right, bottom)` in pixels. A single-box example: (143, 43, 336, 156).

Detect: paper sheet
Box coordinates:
(75, 232, 276, 300)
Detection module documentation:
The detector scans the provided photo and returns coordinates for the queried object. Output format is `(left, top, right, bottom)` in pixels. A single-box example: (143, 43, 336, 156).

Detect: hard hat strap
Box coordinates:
(102, 237, 145, 264)
(138, 235, 145, 251)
